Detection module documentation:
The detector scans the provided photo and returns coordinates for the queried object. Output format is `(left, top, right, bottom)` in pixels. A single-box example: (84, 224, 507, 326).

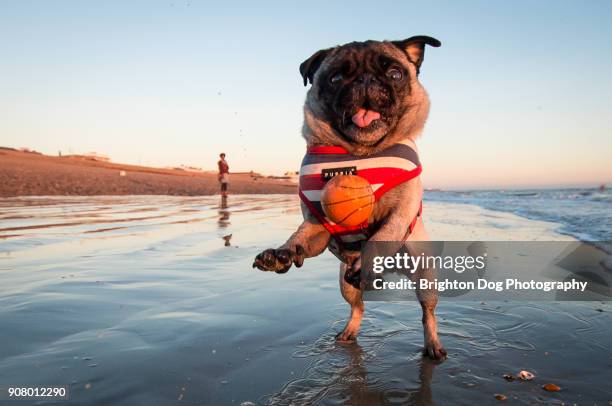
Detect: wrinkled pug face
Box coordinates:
(300, 36, 440, 147)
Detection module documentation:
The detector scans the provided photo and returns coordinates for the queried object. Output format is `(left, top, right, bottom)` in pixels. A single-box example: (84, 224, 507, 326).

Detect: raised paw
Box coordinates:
(252, 245, 304, 273)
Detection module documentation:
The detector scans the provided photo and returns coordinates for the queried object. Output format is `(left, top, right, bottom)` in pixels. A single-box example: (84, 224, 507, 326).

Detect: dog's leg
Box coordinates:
(372, 180, 446, 359)
(415, 264, 447, 360)
(336, 262, 364, 343)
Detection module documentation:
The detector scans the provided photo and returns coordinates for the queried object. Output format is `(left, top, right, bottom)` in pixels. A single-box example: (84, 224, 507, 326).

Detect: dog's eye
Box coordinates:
(386, 68, 402, 81)
(329, 72, 343, 85)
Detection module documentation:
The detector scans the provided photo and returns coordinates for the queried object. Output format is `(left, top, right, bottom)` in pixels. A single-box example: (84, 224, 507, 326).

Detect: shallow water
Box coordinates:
(0, 195, 611, 405)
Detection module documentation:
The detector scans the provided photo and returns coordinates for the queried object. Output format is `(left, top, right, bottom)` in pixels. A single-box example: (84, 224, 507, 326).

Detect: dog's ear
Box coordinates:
(392, 36, 441, 75)
(299, 48, 332, 87)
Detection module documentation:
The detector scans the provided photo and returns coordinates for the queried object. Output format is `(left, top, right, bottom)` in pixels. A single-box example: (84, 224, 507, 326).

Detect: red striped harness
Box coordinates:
(298, 140, 423, 256)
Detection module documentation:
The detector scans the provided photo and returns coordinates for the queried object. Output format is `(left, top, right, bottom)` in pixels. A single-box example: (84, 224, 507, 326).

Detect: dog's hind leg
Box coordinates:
(336, 263, 364, 343)
(415, 265, 447, 360)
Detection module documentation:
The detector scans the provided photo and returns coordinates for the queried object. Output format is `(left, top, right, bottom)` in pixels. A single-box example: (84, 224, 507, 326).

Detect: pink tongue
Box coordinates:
(351, 108, 381, 128)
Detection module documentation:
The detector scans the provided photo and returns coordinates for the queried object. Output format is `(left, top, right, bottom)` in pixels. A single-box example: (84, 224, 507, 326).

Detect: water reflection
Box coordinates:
(218, 196, 230, 228)
(222, 234, 232, 246)
(330, 344, 437, 406)
(265, 339, 438, 406)
(218, 195, 232, 246)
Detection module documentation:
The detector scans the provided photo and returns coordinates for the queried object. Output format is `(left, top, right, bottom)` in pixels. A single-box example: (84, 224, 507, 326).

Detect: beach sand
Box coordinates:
(0, 195, 609, 405)
(0, 148, 297, 197)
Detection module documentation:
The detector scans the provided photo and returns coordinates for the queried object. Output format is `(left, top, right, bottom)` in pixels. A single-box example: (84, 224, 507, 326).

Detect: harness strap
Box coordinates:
(299, 189, 423, 248)
(407, 201, 423, 238)
(299, 142, 423, 252)
(372, 166, 422, 200)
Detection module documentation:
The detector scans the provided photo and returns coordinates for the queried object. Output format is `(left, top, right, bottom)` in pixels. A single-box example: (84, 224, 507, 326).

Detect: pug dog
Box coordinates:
(253, 36, 446, 360)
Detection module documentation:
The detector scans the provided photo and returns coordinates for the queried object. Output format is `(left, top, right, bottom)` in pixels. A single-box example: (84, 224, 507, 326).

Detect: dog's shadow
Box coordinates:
(264, 332, 439, 406)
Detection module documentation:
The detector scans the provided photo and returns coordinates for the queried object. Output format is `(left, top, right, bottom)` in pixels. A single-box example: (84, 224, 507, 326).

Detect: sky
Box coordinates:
(1, 0, 611, 189)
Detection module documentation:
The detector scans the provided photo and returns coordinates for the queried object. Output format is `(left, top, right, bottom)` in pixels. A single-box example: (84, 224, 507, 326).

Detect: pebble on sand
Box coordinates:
(542, 383, 561, 392)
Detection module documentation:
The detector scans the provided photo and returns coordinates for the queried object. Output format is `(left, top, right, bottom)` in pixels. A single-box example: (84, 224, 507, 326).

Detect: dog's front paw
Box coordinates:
(252, 245, 304, 273)
(423, 339, 447, 361)
(335, 329, 358, 344)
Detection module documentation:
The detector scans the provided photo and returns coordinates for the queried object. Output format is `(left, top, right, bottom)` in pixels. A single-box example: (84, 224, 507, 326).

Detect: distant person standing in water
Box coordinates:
(218, 153, 229, 196)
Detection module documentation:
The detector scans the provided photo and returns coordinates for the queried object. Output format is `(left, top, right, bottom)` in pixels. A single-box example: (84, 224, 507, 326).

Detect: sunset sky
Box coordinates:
(1, 1, 610, 189)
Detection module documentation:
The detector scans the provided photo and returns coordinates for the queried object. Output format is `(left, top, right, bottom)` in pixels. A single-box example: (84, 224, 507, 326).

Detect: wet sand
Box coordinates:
(0, 148, 296, 197)
(0, 196, 610, 405)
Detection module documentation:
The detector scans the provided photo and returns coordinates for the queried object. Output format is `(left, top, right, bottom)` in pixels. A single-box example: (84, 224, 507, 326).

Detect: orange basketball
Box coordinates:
(321, 175, 374, 227)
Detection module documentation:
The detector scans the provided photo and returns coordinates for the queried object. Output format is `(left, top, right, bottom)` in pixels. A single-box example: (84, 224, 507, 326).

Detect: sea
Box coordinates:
(425, 187, 612, 242)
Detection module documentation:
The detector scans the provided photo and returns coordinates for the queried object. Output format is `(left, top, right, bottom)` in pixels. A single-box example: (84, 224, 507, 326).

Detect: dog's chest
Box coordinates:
(298, 141, 422, 260)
